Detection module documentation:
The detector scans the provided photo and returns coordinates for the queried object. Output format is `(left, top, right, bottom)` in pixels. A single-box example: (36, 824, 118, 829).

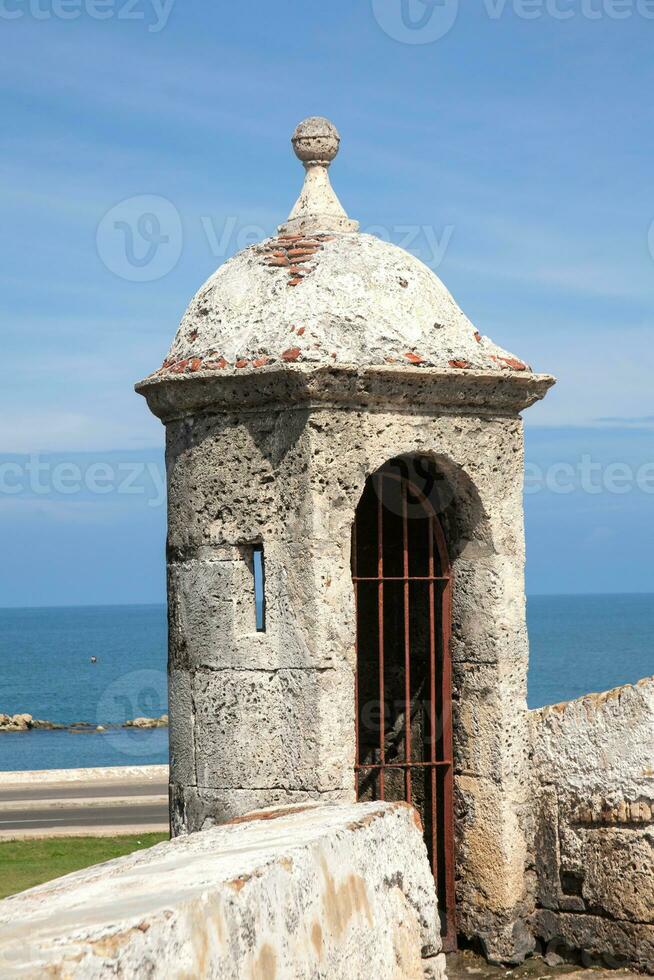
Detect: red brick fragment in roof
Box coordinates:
(252, 357, 270, 368)
(404, 352, 425, 365)
(203, 356, 228, 370)
(448, 359, 470, 369)
(281, 347, 302, 362)
(296, 327, 305, 336)
(235, 359, 249, 369)
(474, 331, 482, 343)
(189, 357, 203, 372)
(262, 234, 326, 287)
(496, 355, 528, 371)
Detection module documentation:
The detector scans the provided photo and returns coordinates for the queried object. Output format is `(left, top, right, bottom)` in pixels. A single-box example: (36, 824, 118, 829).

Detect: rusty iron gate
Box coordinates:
(352, 464, 457, 951)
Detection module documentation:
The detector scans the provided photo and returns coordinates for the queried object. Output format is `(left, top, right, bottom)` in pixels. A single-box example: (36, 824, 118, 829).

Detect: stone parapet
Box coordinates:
(0, 801, 445, 980)
(530, 677, 654, 973)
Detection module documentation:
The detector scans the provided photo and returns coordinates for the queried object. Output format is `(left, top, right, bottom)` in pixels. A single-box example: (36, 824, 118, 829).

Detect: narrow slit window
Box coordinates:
(253, 544, 266, 632)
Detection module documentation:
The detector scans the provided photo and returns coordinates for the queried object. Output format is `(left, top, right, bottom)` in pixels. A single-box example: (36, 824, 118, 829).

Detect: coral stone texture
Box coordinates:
(530, 677, 654, 973)
(156, 233, 535, 377)
(137, 117, 556, 963)
(0, 802, 446, 980)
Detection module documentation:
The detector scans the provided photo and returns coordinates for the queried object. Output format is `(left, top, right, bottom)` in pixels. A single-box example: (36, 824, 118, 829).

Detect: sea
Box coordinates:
(1, 596, 653, 772)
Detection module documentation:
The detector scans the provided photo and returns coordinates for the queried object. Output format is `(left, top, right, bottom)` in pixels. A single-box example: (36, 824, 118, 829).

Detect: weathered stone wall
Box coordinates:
(0, 801, 446, 980)
(530, 677, 654, 972)
(166, 404, 355, 831)
(164, 383, 537, 962)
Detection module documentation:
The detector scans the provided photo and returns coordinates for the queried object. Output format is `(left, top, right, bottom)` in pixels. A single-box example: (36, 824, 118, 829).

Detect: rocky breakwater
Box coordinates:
(0, 713, 169, 733)
(0, 713, 65, 732)
(123, 715, 168, 729)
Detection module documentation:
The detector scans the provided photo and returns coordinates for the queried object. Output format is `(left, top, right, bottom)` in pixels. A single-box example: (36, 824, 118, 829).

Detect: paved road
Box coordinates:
(0, 802, 167, 832)
(0, 772, 169, 837)
(0, 782, 167, 803)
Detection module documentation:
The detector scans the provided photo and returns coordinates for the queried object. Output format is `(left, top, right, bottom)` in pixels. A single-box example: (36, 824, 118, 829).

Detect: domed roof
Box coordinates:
(161, 232, 529, 374)
(144, 117, 539, 383)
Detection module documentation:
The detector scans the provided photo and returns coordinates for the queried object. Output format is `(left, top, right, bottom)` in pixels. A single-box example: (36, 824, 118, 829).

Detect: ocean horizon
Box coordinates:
(1, 594, 653, 772)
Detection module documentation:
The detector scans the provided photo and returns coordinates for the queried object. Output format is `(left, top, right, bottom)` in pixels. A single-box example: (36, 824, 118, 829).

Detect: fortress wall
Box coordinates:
(529, 676, 654, 972)
(0, 801, 445, 980)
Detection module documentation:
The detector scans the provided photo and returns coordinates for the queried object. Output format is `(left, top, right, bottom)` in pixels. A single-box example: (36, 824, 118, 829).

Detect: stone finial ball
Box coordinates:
(291, 116, 340, 164)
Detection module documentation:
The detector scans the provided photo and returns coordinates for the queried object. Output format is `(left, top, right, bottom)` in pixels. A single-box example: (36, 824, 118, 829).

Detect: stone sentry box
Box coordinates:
(137, 117, 554, 962)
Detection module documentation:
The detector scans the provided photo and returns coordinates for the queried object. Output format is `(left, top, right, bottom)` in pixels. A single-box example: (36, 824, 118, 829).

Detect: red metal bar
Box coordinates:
(355, 759, 451, 771)
(352, 574, 449, 583)
(353, 466, 456, 950)
(402, 476, 412, 802)
(442, 573, 457, 945)
(428, 516, 438, 882)
(377, 476, 385, 801)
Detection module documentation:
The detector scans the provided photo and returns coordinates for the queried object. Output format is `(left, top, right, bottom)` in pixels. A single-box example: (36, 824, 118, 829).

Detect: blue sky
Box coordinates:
(1, 1, 653, 605)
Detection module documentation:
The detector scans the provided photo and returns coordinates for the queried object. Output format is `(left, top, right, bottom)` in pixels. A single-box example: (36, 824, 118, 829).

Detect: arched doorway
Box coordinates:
(352, 457, 456, 950)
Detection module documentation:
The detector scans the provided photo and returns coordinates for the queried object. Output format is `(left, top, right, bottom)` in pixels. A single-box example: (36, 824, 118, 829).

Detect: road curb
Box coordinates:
(0, 765, 169, 785)
(0, 825, 169, 841)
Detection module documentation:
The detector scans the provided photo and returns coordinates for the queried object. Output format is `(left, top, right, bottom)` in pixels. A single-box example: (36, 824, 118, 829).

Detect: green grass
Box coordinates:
(0, 833, 168, 900)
